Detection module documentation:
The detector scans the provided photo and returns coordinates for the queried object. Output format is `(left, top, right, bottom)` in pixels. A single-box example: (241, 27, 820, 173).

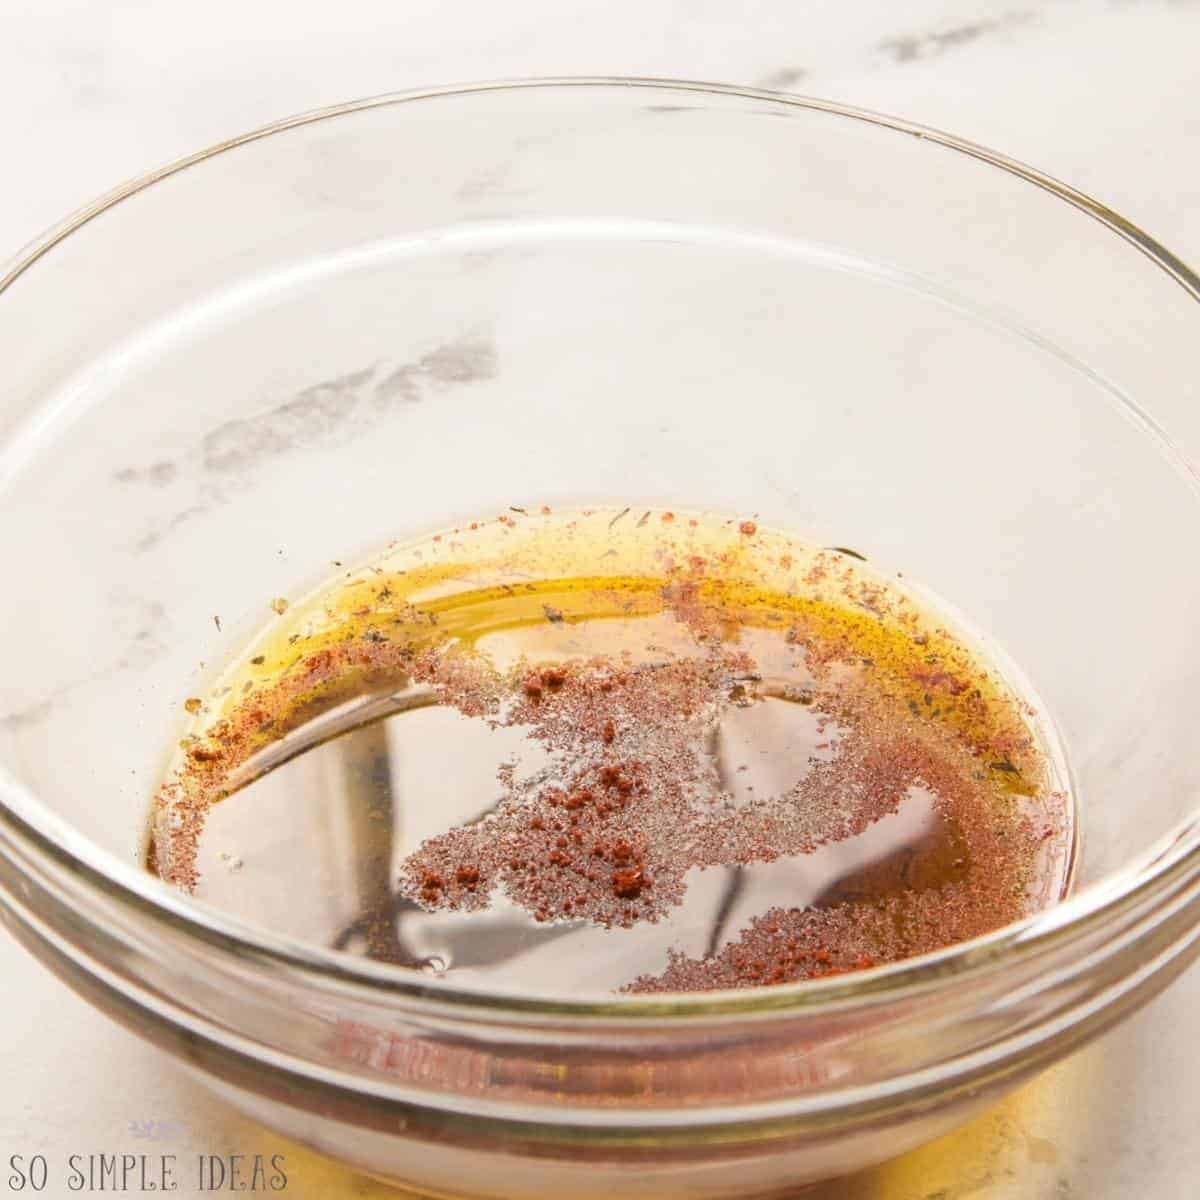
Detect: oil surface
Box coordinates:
(150, 508, 1073, 993)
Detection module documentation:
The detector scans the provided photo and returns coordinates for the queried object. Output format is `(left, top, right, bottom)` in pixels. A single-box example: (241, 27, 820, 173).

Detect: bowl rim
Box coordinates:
(3, 75, 1200, 1021)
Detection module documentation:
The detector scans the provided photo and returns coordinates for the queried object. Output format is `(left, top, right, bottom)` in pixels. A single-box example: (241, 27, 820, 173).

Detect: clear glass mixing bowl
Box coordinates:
(2, 79, 1200, 1198)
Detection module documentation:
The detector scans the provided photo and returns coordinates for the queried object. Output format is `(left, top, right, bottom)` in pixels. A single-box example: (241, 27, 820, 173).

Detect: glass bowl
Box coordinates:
(2, 79, 1200, 1198)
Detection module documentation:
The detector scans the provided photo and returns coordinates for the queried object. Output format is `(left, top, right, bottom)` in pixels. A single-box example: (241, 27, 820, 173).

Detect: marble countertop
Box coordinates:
(4, 2, 1200, 1196)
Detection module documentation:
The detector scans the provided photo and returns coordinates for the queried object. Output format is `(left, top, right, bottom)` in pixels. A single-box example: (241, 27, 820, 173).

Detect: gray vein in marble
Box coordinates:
(457, 162, 512, 201)
(115, 460, 177, 487)
(0, 597, 169, 730)
(755, 67, 809, 91)
(134, 505, 209, 552)
(201, 365, 379, 474)
(880, 11, 1033, 63)
(0, 699, 54, 731)
(118, 330, 497, 553)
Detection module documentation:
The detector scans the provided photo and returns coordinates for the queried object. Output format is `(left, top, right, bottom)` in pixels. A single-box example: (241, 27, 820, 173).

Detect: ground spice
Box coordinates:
(150, 507, 1070, 990)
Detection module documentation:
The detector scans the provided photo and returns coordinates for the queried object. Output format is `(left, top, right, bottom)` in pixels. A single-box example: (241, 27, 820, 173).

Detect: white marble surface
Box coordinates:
(4, 2, 1200, 1197)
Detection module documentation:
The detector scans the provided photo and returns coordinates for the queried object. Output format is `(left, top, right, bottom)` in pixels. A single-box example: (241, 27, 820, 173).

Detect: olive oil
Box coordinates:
(150, 508, 1073, 994)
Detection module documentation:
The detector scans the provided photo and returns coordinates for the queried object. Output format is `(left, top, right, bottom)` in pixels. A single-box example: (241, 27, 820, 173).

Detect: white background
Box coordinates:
(3, 2, 1200, 1196)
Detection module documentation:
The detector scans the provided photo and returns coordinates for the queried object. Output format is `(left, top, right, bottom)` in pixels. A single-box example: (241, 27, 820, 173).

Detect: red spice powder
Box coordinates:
(152, 509, 1062, 991)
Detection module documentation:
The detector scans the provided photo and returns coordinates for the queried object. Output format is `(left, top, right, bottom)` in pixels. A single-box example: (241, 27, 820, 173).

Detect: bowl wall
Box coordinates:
(2, 81, 1200, 1196)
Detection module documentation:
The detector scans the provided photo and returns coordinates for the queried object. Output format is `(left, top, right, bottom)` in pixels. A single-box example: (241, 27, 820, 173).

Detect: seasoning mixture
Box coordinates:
(149, 508, 1073, 993)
